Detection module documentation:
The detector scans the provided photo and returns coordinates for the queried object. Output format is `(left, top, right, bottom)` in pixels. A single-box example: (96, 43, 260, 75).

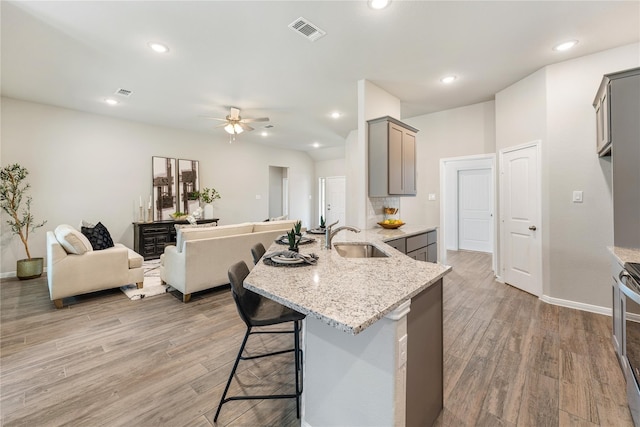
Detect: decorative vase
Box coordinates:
(204, 203, 214, 220)
(17, 257, 44, 280)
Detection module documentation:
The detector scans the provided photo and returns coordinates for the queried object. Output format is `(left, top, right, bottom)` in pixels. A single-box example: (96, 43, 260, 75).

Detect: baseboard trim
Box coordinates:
(0, 271, 17, 279)
(540, 294, 611, 317)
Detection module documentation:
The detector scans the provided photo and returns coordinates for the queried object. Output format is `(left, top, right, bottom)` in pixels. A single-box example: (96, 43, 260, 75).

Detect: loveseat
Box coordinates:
(160, 219, 298, 302)
(47, 225, 144, 308)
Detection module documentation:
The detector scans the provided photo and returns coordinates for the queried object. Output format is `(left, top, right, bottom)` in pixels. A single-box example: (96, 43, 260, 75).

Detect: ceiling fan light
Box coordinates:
(224, 123, 235, 134)
(234, 124, 244, 134)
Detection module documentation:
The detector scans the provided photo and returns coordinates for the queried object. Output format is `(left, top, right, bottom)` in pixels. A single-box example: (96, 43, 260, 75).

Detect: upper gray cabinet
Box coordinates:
(368, 116, 419, 197)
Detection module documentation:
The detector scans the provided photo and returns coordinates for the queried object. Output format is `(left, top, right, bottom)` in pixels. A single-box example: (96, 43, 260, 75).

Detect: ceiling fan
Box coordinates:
(204, 107, 269, 140)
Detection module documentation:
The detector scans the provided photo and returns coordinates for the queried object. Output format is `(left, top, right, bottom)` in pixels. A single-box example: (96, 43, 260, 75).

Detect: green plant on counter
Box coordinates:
(294, 220, 302, 236)
(198, 187, 221, 204)
(287, 228, 300, 251)
(0, 163, 47, 260)
(320, 215, 326, 228)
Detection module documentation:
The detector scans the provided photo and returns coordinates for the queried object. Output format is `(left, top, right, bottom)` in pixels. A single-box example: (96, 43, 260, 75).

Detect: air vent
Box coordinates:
(114, 88, 133, 97)
(288, 17, 326, 42)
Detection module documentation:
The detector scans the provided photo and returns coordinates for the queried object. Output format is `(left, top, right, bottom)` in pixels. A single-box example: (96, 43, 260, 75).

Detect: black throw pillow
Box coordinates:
(81, 222, 115, 250)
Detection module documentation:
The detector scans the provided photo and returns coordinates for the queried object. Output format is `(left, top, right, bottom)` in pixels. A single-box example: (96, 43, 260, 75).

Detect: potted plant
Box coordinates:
(286, 228, 301, 252)
(294, 220, 302, 236)
(199, 187, 221, 220)
(320, 215, 326, 229)
(0, 164, 47, 279)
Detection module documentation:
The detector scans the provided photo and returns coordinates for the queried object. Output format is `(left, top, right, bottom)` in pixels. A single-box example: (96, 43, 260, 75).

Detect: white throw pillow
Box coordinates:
(54, 224, 93, 255)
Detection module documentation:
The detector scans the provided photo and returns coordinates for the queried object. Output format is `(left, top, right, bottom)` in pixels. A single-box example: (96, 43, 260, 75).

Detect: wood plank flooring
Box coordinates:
(0, 250, 633, 426)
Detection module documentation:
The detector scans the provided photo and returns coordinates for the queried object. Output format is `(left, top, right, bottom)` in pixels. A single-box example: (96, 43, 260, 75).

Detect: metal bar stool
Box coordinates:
(214, 260, 305, 422)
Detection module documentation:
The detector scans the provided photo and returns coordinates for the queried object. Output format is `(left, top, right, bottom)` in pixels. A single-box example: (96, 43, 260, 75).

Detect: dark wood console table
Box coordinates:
(133, 219, 219, 260)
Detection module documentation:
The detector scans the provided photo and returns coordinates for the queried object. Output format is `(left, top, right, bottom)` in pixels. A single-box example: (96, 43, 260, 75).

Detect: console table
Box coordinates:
(133, 219, 218, 260)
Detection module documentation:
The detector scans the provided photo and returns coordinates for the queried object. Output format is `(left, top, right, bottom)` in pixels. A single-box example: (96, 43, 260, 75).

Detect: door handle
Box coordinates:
(529, 225, 537, 231)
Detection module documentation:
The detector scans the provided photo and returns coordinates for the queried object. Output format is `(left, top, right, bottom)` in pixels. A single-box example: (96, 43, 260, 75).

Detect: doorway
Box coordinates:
(440, 154, 496, 272)
(319, 176, 346, 226)
(499, 141, 542, 297)
(269, 166, 289, 219)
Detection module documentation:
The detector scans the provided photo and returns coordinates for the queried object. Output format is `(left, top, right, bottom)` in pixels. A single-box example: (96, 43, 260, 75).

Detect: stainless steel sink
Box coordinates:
(333, 243, 389, 258)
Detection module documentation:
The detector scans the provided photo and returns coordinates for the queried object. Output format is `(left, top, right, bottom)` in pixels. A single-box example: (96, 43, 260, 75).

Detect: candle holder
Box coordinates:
(147, 207, 153, 223)
(139, 207, 144, 223)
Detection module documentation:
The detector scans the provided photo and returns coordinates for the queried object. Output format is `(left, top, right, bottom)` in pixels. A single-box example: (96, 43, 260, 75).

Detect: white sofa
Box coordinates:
(160, 219, 298, 302)
(46, 227, 144, 308)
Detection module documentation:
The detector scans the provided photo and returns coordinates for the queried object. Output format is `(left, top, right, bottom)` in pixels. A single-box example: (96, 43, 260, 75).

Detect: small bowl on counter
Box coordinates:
(377, 221, 405, 229)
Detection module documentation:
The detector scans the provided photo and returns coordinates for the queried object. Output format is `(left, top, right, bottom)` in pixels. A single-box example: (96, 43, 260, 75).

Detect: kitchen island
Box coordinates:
(244, 225, 451, 426)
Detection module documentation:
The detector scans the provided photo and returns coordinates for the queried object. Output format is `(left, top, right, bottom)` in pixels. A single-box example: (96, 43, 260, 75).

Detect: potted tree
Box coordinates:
(0, 164, 47, 279)
(199, 187, 221, 220)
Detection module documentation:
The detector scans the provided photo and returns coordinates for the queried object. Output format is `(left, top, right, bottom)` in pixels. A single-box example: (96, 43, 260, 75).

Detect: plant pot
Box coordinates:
(17, 257, 44, 280)
(204, 203, 214, 220)
(288, 247, 299, 253)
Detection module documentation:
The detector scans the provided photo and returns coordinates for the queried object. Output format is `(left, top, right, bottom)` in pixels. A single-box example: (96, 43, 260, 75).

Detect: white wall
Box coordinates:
(403, 101, 496, 228)
(0, 97, 315, 275)
(495, 43, 639, 309)
(545, 44, 639, 307)
(346, 80, 401, 228)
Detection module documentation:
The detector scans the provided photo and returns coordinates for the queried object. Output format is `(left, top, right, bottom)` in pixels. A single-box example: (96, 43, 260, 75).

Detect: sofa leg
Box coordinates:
(136, 281, 143, 289)
(53, 299, 63, 309)
(183, 293, 191, 303)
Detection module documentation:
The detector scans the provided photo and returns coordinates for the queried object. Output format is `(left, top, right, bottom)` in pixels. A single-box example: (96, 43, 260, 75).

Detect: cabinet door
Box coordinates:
(407, 247, 428, 262)
(403, 130, 416, 195)
(388, 123, 404, 194)
(386, 238, 406, 254)
(427, 244, 437, 263)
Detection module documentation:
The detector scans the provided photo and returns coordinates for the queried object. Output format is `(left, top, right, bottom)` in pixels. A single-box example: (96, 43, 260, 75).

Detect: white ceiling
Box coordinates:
(2, 1, 639, 158)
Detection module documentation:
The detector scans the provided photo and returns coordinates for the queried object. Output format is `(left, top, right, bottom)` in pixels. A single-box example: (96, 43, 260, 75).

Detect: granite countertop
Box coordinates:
(244, 224, 451, 335)
(609, 246, 640, 265)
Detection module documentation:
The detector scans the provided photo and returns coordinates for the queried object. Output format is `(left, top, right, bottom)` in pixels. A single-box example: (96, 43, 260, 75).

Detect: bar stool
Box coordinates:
(251, 242, 266, 265)
(214, 260, 305, 422)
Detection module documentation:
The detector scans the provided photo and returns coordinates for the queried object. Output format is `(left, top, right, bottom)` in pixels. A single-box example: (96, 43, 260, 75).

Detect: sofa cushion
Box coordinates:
(252, 219, 297, 233)
(176, 222, 254, 251)
(81, 222, 115, 250)
(54, 224, 93, 255)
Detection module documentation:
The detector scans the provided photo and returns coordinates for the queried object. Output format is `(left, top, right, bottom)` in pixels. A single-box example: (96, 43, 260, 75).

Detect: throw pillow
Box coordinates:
(81, 222, 115, 250)
(54, 224, 93, 255)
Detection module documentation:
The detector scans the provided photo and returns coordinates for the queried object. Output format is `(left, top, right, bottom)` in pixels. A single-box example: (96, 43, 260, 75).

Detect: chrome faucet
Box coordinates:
(324, 220, 361, 249)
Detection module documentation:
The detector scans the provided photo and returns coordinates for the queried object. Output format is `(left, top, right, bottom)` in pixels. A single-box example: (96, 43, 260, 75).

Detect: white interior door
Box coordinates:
(500, 142, 541, 297)
(458, 168, 493, 252)
(325, 176, 346, 226)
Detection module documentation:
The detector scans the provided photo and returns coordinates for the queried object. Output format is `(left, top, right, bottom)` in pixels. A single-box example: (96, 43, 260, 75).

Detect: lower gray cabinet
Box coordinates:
(386, 229, 437, 262)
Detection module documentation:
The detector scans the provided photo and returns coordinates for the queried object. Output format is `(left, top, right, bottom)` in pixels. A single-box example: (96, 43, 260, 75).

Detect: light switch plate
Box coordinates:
(255, 195, 261, 200)
(572, 191, 583, 203)
(428, 193, 436, 201)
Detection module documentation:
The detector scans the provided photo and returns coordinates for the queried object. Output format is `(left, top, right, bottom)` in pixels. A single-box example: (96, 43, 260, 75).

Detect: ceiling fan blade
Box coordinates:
(238, 122, 254, 132)
(229, 107, 241, 120)
(214, 123, 229, 128)
(199, 115, 228, 121)
(242, 117, 270, 123)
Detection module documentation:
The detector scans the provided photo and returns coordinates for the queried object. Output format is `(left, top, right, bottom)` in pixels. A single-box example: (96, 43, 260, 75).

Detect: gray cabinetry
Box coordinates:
(386, 229, 437, 263)
(594, 67, 640, 249)
(368, 116, 418, 197)
(611, 255, 624, 363)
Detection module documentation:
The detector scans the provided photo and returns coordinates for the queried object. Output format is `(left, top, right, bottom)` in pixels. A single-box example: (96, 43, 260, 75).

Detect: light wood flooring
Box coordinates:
(0, 250, 633, 426)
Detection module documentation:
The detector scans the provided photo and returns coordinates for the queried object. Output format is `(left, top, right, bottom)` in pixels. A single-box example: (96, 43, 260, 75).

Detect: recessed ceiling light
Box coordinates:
(440, 75, 457, 84)
(368, 0, 391, 10)
(261, 131, 268, 137)
(553, 40, 578, 52)
(331, 111, 341, 119)
(148, 42, 169, 53)
(312, 142, 321, 148)
(104, 98, 119, 106)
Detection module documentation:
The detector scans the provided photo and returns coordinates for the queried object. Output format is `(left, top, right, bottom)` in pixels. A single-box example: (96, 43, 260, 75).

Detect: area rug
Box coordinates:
(120, 259, 173, 300)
